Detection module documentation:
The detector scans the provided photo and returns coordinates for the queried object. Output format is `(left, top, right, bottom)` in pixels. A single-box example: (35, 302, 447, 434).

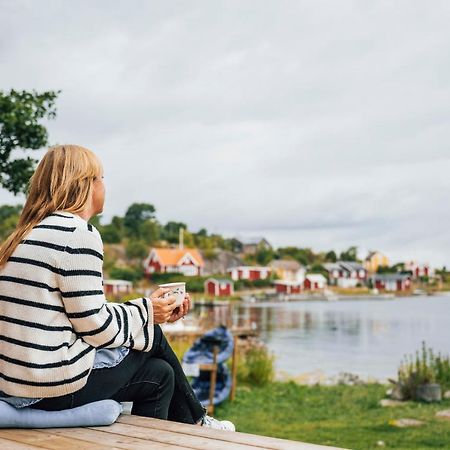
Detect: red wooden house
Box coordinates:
(304, 274, 327, 291)
(103, 279, 133, 296)
(274, 280, 303, 294)
(373, 274, 411, 292)
(227, 266, 271, 281)
(204, 278, 234, 297)
(143, 247, 205, 278)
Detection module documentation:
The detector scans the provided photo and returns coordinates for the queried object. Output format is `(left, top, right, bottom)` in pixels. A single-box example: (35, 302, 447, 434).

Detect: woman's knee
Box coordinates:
(150, 358, 175, 388)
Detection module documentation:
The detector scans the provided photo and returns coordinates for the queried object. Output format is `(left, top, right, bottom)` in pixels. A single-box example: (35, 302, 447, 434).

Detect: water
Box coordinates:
(194, 295, 450, 380)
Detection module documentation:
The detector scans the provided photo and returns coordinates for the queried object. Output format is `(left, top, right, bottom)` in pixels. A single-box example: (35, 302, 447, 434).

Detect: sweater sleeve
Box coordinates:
(56, 225, 154, 351)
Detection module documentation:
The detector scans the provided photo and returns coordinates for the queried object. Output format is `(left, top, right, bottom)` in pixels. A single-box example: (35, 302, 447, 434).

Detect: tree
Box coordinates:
(162, 221, 187, 244)
(0, 204, 22, 241)
(125, 239, 149, 259)
(140, 220, 161, 245)
(325, 250, 337, 262)
(256, 247, 275, 265)
(0, 89, 60, 194)
(123, 203, 156, 238)
(339, 246, 358, 262)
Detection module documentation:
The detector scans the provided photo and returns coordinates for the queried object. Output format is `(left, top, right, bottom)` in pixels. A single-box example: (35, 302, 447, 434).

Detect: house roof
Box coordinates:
(306, 273, 327, 282)
(103, 279, 133, 285)
(151, 248, 205, 267)
(323, 263, 342, 272)
(269, 259, 302, 271)
(337, 261, 365, 272)
(226, 265, 271, 271)
(241, 237, 271, 246)
(274, 280, 303, 286)
(373, 273, 410, 281)
(205, 278, 233, 285)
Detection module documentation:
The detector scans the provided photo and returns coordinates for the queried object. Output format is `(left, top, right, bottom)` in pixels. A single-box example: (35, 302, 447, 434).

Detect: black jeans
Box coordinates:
(30, 324, 207, 424)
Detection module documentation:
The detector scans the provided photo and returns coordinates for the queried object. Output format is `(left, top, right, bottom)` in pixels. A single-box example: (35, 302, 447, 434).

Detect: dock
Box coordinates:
(0, 414, 346, 449)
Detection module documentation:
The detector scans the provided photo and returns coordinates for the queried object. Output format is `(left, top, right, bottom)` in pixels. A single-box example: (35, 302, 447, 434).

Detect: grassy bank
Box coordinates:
(214, 382, 450, 450)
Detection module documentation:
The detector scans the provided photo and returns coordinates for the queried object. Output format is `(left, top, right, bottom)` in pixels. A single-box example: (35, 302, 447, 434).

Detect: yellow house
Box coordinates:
(268, 259, 305, 281)
(364, 251, 389, 273)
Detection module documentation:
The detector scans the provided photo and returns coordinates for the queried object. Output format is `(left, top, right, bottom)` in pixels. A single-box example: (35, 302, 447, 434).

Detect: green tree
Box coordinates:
(101, 224, 122, 243)
(162, 221, 187, 244)
(0, 89, 60, 194)
(125, 239, 149, 259)
(339, 246, 358, 262)
(256, 247, 275, 265)
(140, 219, 161, 245)
(123, 203, 156, 238)
(325, 250, 337, 262)
(0, 204, 22, 241)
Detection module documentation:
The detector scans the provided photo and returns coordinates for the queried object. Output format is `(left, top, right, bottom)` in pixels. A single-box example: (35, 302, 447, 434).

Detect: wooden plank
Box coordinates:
(230, 334, 238, 401)
(117, 415, 346, 450)
(43, 427, 192, 450)
(0, 429, 119, 450)
(89, 422, 260, 450)
(0, 436, 44, 449)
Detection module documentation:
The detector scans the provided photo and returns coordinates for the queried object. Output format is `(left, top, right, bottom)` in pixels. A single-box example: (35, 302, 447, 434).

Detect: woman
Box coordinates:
(0, 144, 235, 431)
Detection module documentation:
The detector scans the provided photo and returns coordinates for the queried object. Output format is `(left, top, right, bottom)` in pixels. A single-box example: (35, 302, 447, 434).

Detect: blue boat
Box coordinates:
(182, 325, 234, 365)
(182, 325, 234, 406)
(191, 363, 232, 406)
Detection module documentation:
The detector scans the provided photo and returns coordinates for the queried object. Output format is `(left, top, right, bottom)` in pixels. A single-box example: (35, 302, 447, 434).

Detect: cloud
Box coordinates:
(0, 0, 449, 266)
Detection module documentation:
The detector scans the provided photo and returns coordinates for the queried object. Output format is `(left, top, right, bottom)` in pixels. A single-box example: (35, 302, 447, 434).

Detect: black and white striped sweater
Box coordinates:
(0, 210, 154, 398)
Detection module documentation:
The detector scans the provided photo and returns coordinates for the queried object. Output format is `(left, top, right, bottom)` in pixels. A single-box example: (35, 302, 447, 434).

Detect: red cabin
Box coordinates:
(227, 266, 271, 281)
(274, 280, 303, 294)
(143, 247, 205, 278)
(304, 274, 327, 291)
(204, 278, 234, 297)
(103, 279, 133, 297)
(373, 274, 411, 292)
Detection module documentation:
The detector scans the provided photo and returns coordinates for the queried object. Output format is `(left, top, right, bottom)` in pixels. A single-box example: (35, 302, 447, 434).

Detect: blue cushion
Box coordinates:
(0, 399, 123, 428)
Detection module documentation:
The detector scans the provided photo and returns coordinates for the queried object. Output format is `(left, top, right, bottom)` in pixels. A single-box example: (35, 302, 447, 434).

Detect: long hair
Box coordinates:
(0, 144, 102, 268)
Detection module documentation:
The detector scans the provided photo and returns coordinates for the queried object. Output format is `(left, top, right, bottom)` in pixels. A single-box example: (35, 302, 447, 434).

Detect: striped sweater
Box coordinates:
(0, 210, 154, 398)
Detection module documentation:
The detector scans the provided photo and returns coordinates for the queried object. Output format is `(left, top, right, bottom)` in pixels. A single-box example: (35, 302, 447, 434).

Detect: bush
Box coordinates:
(397, 341, 450, 399)
(109, 266, 144, 283)
(235, 342, 275, 386)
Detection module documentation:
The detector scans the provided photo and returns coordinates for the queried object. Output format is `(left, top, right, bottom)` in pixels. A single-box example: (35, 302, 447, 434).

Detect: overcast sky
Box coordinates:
(1, 1, 449, 267)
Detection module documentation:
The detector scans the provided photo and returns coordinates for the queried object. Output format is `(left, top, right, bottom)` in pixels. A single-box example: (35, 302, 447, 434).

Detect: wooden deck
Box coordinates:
(0, 414, 346, 449)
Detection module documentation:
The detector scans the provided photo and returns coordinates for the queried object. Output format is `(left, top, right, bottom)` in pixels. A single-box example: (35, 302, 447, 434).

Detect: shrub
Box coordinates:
(235, 342, 275, 386)
(397, 341, 450, 399)
(109, 266, 143, 283)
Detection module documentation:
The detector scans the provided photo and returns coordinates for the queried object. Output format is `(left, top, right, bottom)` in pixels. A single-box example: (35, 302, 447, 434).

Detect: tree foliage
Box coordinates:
(0, 89, 60, 194)
(123, 203, 156, 238)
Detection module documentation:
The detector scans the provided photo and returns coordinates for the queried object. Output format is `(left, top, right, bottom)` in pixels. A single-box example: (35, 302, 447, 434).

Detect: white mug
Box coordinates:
(158, 282, 186, 307)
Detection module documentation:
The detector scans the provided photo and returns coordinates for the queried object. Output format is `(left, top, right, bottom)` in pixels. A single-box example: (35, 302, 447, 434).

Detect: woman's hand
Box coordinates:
(167, 292, 192, 323)
(149, 288, 178, 324)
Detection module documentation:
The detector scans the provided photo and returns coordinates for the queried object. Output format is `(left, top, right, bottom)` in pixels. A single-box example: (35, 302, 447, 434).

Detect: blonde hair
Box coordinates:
(0, 144, 103, 268)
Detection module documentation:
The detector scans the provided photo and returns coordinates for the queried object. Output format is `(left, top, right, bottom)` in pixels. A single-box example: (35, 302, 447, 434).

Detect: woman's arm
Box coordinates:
(56, 226, 155, 351)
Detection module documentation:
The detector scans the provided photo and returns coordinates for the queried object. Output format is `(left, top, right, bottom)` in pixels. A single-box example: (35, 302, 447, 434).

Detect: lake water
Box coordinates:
(194, 295, 450, 381)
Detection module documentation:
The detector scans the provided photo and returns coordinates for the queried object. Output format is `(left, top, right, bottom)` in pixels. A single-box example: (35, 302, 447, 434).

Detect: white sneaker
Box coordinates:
(200, 414, 236, 431)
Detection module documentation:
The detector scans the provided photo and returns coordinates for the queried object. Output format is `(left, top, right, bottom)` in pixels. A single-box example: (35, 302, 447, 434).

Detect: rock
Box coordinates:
(336, 372, 365, 386)
(389, 418, 425, 428)
(390, 384, 406, 401)
(444, 390, 450, 400)
(416, 383, 442, 402)
(436, 409, 450, 420)
(380, 399, 404, 407)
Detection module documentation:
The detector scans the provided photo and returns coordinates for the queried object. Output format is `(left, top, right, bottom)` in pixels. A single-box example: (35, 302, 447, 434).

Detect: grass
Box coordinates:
(214, 382, 450, 450)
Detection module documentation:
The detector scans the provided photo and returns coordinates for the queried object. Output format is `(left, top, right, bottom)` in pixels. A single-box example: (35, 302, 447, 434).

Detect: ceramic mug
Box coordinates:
(158, 282, 186, 307)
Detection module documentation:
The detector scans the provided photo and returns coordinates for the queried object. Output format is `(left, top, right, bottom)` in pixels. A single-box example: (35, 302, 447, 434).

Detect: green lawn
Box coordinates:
(214, 382, 450, 450)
